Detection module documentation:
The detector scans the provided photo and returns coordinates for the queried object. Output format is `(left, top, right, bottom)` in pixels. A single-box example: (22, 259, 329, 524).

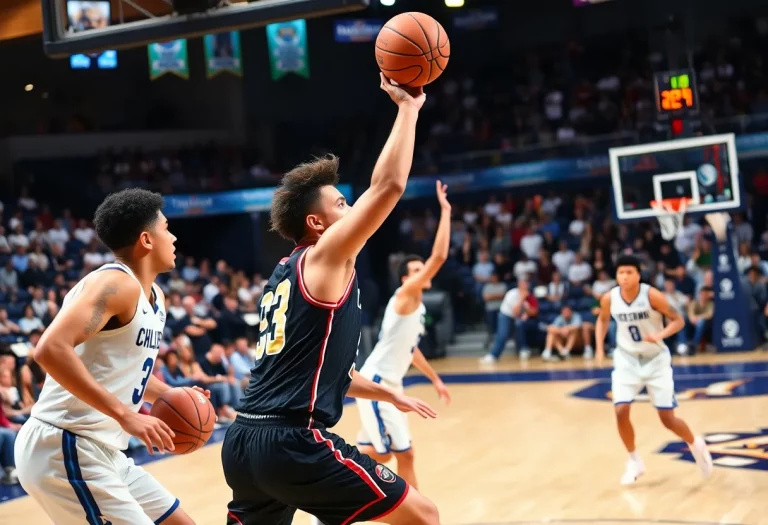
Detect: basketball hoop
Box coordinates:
(650, 197, 692, 241)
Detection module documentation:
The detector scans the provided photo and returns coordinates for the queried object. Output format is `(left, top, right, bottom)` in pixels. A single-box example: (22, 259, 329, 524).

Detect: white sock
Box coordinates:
(629, 451, 641, 462)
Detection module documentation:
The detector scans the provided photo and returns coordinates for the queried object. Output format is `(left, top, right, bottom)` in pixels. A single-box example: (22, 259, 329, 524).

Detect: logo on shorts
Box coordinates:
(660, 429, 768, 472)
(375, 464, 396, 483)
(719, 278, 735, 300)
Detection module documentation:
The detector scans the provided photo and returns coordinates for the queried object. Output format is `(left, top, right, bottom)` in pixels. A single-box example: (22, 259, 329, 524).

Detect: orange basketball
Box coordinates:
(150, 387, 215, 454)
(375, 12, 450, 87)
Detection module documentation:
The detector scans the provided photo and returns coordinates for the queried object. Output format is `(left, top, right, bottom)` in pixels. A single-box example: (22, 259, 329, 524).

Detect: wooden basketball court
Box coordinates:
(3, 352, 767, 525)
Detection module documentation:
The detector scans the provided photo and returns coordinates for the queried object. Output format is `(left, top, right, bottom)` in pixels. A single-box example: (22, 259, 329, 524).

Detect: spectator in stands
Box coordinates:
(480, 279, 539, 363)
(160, 350, 198, 388)
(552, 240, 575, 277)
(663, 277, 690, 315)
(0, 367, 30, 424)
(678, 286, 715, 355)
(472, 249, 494, 284)
(229, 337, 255, 389)
(567, 253, 593, 288)
(542, 305, 585, 361)
(0, 309, 21, 336)
(547, 271, 567, 304)
(513, 252, 537, 283)
(745, 266, 767, 340)
(537, 250, 555, 285)
(217, 295, 248, 342)
(482, 272, 508, 335)
(590, 269, 615, 299)
(18, 305, 44, 335)
(520, 225, 543, 260)
(73, 219, 96, 246)
(490, 225, 511, 258)
(0, 403, 19, 485)
(0, 261, 17, 292)
(171, 296, 217, 361)
(200, 344, 239, 421)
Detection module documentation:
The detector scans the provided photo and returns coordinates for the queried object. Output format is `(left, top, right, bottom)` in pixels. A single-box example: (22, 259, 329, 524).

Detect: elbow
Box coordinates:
(375, 177, 406, 197)
(32, 344, 50, 368)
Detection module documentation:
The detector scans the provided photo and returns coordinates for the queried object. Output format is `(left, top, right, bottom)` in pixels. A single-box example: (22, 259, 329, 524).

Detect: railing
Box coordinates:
(417, 112, 768, 174)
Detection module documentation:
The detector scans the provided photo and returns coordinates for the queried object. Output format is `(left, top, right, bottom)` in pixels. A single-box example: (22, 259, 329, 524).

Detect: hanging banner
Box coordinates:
(204, 31, 243, 78)
(266, 19, 309, 80)
(148, 40, 189, 80)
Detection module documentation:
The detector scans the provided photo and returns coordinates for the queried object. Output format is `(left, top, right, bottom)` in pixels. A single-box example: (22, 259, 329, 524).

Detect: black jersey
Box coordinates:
(239, 245, 361, 428)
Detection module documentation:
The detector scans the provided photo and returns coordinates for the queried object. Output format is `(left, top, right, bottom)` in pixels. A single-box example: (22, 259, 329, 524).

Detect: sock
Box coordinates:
(629, 451, 640, 462)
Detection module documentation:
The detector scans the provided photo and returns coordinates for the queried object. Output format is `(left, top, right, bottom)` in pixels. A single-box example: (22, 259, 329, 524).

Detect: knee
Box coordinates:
(614, 404, 631, 422)
(412, 496, 440, 525)
(394, 447, 415, 465)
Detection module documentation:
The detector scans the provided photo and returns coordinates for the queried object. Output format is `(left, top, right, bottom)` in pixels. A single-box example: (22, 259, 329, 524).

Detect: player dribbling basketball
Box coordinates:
(14, 189, 209, 524)
(595, 254, 713, 485)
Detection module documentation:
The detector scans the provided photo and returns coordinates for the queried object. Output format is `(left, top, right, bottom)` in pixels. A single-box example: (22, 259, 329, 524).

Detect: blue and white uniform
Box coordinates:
(14, 262, 179, 525)
(609, 283, 676, 409)
(356, 290, 425, 454)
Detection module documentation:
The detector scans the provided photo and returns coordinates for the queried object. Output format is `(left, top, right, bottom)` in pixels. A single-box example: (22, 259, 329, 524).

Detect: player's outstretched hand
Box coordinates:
(380, 73, 426, 110)
(118, 411, 176, 455)
(436, 180, 450, 212)
(391, 392, 438, 419)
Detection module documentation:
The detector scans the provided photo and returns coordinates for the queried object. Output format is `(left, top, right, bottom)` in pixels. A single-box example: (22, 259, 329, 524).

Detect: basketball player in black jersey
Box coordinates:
(221, 74, 441, 525)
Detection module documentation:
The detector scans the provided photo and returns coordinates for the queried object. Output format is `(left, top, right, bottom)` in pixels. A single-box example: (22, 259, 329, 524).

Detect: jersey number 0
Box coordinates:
(256, 280, 291, 360)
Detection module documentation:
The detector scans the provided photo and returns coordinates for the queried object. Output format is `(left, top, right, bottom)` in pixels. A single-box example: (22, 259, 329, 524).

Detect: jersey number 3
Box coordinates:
(257, 280, 291, 360)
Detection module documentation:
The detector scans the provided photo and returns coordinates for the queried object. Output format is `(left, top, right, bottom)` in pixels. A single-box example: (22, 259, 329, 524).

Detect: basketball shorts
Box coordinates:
(355, 396, 412, 455)
(611, 348, 677, 409)
(221, 415, 410, 525)
(14, 417, 179, 525)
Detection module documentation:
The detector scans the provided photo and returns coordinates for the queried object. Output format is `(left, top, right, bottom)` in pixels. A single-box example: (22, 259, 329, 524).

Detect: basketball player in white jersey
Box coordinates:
(355, 181, 452, 489)
(595, 254, 712, 485)
(14, 189, 207, 524)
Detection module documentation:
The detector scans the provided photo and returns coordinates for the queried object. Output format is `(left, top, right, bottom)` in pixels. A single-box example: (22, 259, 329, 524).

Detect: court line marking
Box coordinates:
(467, 520, 747, 525)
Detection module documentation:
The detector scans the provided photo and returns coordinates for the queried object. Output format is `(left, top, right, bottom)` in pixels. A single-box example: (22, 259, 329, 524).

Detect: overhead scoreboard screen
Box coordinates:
(654, 69, 699, 118)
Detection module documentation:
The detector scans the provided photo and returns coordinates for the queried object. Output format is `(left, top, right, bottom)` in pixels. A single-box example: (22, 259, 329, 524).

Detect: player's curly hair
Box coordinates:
(615, 254, 642, 273)
(93, 188, 164, 252)
(270, 155, 340, 243)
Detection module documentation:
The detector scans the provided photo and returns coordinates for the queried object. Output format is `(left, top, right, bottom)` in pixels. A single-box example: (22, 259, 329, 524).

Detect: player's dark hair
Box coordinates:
(270, 155, 340, 243)
(398, 255, 425, 281)
(615, 254, 642, 274)
(93, 188, 164, 252)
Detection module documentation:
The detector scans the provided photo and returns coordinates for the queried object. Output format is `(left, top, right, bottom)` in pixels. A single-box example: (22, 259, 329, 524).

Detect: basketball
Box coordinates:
(375, 12, 450, 87)
(150, 387, 215, 454)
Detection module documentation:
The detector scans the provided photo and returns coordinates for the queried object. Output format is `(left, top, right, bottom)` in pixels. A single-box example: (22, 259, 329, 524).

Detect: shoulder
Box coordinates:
(78, 269, 140, 309)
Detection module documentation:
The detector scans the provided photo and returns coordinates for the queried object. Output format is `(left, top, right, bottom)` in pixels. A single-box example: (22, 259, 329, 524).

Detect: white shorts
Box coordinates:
(611, 348, 677, 409)
(356, 394, 412, 455)
(14, 417, 179, 525)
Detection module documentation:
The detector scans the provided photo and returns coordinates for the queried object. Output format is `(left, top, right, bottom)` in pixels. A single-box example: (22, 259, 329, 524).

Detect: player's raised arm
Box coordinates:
(645, 287, 685, 343)
(399, 182, 451, 296)
(310, 74, 426, 266)
(34, 271, 176, 453)
(595, 292, 612, 367)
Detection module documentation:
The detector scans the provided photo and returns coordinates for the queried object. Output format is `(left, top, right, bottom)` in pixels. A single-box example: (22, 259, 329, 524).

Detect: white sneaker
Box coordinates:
(519, 349, 531, 361)
(2, 467, 18, 485)
(689, 436, 713, 479)
(583, 346, 594, 360)
(542, 348, 553, 361)
(676, 344, 688, 355)
(620, 458, 645, 485)
(479, 354, 497, 365)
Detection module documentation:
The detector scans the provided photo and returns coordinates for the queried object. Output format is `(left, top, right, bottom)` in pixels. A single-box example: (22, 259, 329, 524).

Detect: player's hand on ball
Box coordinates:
(190, 385, 211, 399)
(380, 73, 426, 110)
(643, 333, 662, 344)
(118, 411, 176, 455)
(434, 380, 452, 407)
(436, 180, 450, 211)
(392, 392, 438, 419)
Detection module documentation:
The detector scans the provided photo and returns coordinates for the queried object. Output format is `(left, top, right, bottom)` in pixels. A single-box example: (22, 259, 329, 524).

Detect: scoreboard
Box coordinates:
(654, 69, 699, 118)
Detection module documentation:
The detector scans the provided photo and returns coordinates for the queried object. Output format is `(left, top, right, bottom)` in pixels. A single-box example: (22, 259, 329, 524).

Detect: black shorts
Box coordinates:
(221, 415, 410, 525)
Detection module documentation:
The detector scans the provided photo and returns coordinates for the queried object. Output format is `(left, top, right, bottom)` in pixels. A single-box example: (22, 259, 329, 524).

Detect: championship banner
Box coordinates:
(266, 19, 309, 80)
(204, 32, 242, 78)
(148, 40, 189, 80)
(711, 220, 756, 352)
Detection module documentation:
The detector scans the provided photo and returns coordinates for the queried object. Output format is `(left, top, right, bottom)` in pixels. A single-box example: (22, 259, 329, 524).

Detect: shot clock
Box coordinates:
(654, 69, 699, 118)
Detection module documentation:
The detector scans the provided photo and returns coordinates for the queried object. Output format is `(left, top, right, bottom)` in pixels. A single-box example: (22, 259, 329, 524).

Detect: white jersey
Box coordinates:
(32, 262, 166, 450)
(609, 283, 667, 356)
(359, 290, 425, 386)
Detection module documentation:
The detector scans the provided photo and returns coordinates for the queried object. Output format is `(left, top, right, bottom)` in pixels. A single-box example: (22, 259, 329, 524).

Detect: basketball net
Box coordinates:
(650, 198, 690, 241)
(705, 212, 731, 243)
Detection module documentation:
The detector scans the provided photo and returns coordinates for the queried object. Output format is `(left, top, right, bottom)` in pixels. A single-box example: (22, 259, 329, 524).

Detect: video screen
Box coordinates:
(66, 1, 117, 70)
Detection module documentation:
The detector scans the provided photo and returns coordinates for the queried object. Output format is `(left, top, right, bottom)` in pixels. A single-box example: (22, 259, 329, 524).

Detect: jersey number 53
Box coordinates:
(256, 280, 291, 360)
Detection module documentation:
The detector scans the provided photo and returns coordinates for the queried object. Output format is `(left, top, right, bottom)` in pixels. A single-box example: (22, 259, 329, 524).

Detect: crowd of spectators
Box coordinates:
(0, 190, 268, 486)
(398, 188, 768, 365)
